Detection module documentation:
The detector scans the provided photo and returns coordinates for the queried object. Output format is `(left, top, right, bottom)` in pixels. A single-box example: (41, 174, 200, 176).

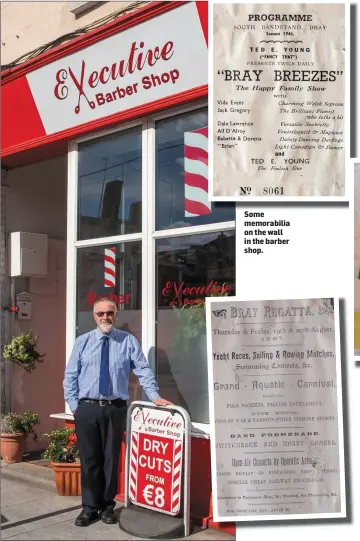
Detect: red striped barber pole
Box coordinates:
(129, 431, 139, 502)
(128, 406, 185, 516)
(104, 247, 116, 287)
(171, 439, 182, 513)
(184, 126, 211, 217)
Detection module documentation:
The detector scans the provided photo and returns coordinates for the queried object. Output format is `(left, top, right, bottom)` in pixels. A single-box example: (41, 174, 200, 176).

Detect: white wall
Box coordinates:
(7, 156, 67, 239)
(6, 155, 67, 451)
(1, 1, 139, 65)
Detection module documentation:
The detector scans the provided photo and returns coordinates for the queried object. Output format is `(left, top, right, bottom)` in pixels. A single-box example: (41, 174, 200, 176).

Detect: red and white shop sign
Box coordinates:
(129, 406, 184, 516)
(25, 2, 207, 136)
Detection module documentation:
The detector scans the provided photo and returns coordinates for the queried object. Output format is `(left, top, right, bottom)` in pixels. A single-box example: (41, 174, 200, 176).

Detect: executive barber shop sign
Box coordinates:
(129, 405, 185, 516)
(162, 280, 233, 306)
(25, 2, 207, 135)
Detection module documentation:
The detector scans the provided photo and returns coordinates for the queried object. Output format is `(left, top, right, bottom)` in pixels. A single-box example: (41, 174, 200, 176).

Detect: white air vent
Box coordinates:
(9, 232, 48, 277)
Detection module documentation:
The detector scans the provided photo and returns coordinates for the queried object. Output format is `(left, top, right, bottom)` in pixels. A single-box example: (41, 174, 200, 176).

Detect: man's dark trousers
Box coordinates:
(74, 400, 127, 511)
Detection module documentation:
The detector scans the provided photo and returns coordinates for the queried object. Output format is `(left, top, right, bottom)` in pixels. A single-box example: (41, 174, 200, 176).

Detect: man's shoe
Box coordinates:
(75, 509, 99, 527)
(101, 508, 116, 524)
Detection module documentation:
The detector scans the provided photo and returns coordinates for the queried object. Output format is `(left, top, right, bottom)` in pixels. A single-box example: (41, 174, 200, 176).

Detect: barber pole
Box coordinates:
(171, 439, 182, 513)
(129, 431, 139, 502)
(104, 247, 116, 287)
(184, 126, 211, 217)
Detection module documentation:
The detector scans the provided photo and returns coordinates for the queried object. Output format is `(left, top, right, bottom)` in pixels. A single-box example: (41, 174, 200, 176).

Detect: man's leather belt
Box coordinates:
(79, 398, 127, 407)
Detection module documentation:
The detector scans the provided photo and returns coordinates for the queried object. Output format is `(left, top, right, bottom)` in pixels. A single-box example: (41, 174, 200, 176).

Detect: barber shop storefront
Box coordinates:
(1, 1, 235, 533)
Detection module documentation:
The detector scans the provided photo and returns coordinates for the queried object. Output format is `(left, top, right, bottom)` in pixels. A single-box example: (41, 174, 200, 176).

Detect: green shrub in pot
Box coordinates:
(3, 332, 45, 372)
(1, 411, 40, 463)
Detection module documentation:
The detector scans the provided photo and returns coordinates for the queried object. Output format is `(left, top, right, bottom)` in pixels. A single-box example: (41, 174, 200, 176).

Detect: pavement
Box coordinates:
(1, 461, 235, 540)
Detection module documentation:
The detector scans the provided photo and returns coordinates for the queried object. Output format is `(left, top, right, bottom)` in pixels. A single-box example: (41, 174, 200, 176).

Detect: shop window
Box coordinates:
(77, 127, 142, 241)
(155, 231, 235, 423)
(71, 106, 235, 416)
(76, 241, 142, 401)
(155, 108, 235, 231)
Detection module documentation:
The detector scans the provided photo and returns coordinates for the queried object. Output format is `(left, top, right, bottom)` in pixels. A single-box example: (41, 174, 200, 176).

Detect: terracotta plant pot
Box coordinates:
(51, 461, 81, 496)
(1, 433, 27, 463)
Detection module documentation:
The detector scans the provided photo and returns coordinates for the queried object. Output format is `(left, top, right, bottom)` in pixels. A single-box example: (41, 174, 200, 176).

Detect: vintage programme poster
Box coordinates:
(206, 298, 345, 521)
(211, 3, 345, 198)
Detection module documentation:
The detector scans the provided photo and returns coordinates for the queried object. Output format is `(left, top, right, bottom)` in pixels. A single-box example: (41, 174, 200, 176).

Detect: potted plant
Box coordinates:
(42, 427, 81, 496)
(3, 332, 45, 372)
(0, 411, 40, 463)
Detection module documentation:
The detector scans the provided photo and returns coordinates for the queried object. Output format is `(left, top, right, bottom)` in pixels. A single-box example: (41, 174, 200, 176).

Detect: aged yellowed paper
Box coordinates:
(212, 3, 345, 197)
(207, 298, 345, 521)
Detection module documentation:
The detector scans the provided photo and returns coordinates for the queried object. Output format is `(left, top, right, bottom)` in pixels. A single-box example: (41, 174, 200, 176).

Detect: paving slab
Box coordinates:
(1, 463, 234, 541)
(1, 461, 55, 484)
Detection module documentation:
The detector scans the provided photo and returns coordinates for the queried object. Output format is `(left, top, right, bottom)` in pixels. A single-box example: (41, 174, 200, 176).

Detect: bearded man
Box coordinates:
(63, 297, 172, 527)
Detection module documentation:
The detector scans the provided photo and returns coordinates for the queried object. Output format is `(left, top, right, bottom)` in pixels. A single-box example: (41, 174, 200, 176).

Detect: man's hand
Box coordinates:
(153, 397, 173, 407)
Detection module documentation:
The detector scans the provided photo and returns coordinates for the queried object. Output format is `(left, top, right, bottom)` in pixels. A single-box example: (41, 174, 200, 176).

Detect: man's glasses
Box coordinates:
(94, 311, 115, 317)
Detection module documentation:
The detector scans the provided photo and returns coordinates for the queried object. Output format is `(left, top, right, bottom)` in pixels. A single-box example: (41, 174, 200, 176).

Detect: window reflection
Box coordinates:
(155, 231, 235, 423)
(156, 109, 235, 230)
(78, 127, 142, 240)
(76, 242, 142, 336)
(76, 242, 142, 402)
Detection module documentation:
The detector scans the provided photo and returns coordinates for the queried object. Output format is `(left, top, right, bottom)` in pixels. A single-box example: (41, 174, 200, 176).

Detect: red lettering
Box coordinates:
(170, 69, 179, 84)
(146, 45, 162, 67)
(54, 40, 175, 111)
(138, 411, 149, 429)
(116, 86, 126, 98)
(86, 290, 131, 307)
(162, 281, 231, 303)
(110, 62, 118, 80)
(162, 41, 174, 60)
(205, 281, 215, 294)
(128, 41, 140, 73)
(54, 69, 68, 100)
(136, 41, 148, 70)
(210, 286, 221, 295)
(99, 66, 110, 84)
(96, 93, 105, 105)
(162, 281, 173, 296)
(196, 286, 206, 295)
(173, 281, 184, 298)
(87, 291, 97, 306)
(137, 411, 182, 430)
(88, 70, 99, 88)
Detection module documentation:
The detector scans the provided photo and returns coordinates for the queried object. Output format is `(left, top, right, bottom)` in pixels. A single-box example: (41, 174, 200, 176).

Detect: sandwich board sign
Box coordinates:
(129, 405, 184, 515)
(120, 401, 191, 538)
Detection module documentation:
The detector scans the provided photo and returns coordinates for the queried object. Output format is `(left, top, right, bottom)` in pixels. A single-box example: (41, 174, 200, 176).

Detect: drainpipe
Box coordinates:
(0, 168, 11, 414)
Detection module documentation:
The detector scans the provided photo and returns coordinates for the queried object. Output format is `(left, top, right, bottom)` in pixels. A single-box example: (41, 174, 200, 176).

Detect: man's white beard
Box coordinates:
(99, 322, 113, 334)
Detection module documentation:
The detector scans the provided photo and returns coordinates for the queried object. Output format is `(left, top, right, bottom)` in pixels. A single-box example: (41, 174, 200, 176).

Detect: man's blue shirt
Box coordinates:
(63, 328, 160, 413)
